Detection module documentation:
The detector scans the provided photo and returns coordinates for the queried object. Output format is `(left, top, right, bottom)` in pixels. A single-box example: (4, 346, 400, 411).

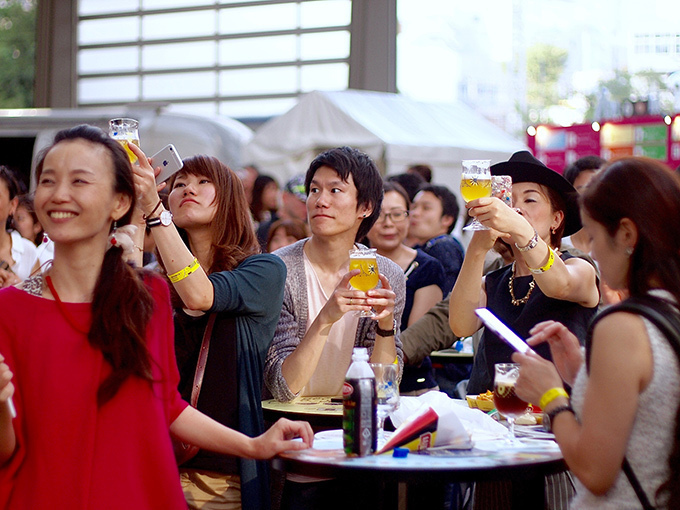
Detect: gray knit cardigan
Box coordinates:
(264, 239, 406, 402)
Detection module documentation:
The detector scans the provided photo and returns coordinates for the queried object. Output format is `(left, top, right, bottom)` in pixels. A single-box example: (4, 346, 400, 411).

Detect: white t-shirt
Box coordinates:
(300, 251, 359, 397)
(9, 230, 39, 281)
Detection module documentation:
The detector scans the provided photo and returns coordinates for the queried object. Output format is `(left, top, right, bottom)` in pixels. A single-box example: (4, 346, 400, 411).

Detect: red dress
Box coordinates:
(0, 276, 189, 509)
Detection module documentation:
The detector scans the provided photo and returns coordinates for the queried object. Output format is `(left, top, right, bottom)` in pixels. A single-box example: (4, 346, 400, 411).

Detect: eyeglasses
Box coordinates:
(377, 210, 409, 223)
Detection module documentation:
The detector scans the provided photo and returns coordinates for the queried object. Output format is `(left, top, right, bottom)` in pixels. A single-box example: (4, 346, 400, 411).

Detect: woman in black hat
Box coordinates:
(448, 151, 600, 395)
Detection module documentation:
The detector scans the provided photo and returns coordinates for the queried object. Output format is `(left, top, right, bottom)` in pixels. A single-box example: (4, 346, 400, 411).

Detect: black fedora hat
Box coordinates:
(491, 151, 581, 237)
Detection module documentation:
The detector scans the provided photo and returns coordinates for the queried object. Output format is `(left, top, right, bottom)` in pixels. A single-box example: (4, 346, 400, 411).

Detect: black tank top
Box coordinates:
(467, 252, 598, 394)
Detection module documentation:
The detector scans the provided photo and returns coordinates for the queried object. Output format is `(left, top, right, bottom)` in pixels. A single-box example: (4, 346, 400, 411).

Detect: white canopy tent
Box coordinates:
(243, 90, 527, 189)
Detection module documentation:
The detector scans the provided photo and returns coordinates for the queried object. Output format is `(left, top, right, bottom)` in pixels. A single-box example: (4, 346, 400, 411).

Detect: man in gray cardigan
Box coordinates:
(265, 147, 405, 402)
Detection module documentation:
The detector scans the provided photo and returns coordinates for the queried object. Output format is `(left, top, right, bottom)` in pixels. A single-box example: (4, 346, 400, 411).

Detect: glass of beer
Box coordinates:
(493, 363, 529, 443)
(460, 159, 491, 231)
(109, 118, 140, 164)
(349, 247, 379, 317)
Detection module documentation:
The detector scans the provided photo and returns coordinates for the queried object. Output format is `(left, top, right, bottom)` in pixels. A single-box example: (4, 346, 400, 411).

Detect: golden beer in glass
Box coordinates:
(109, 118, 140, 164)
(349, 248, 379, 317)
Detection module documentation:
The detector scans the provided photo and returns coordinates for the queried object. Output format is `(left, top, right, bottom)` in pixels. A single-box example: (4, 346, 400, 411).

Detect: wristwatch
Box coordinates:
(375, 319, 397, 337)
(146, 209, 173, 228)
(543, 403, 574, 433)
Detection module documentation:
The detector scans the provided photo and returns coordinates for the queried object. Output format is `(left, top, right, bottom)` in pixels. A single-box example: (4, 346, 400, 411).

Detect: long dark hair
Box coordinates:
(35, 125, 156, 406)
(167, 155, 260, 274)
(581, 157, 680, 507)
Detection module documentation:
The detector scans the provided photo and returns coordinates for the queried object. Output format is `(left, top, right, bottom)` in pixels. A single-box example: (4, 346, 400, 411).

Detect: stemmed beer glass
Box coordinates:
(349, 247, 379, 317)
(370, 363, 400, 449)
(460, 160, 492, 231)
(493, 363, 529, 444)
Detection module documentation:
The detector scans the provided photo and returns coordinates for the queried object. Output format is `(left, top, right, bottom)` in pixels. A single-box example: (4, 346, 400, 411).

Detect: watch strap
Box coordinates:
(375, 319, 397, 337)
(146, 216, 163, 228)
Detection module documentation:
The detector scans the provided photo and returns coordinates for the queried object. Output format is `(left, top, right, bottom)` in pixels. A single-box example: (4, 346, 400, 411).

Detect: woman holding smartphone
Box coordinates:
(130, 143, 289, 510)
(0, 125, 312, 509)
(513, 158, 680, 508)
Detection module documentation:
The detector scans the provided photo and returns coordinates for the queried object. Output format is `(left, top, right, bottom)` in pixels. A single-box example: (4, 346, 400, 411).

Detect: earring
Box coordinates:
(551, 227, 556, 235)
(109, 221, 118, 247)
(625, 247, 633, 257)
(42, 232, 50, 244)
(362, 213, 367, 218)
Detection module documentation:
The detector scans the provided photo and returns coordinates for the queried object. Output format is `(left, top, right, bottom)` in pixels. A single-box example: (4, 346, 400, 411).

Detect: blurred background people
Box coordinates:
(0, 166, 39, 287)
(561, 155, 606, 254)
(406, 163, 433, 183)
(12, 193, 54, 266)
(409, 183, 464, 295)
(386, 172, 425, 203)
(267, 218, 309, 253)
(250, 174, 280, 227)
(257, 174, 308, 251)
(236, 164, 259, 206)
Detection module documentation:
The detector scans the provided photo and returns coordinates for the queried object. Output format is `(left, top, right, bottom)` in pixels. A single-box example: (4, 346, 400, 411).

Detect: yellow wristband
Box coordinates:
(528, 247, 556, 275)
(539, 387, 569, 409)
(168, 258, 200, 283)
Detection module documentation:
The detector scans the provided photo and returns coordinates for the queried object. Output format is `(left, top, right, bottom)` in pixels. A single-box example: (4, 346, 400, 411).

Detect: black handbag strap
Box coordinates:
(585, 295, 680, 510)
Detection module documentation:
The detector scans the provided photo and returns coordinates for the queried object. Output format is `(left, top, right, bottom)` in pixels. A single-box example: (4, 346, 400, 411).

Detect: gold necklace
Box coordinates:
(509, 262, 535, 306)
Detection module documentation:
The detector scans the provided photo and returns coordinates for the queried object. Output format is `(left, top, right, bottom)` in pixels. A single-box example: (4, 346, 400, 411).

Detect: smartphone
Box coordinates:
(152, 144, 184, 184)
(474, 308, 536, 355)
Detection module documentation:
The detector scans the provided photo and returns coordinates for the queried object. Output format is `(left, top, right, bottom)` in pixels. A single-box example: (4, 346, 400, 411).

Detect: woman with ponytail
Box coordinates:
(513, 157, 680, 508)
(0, 125, 312, 509)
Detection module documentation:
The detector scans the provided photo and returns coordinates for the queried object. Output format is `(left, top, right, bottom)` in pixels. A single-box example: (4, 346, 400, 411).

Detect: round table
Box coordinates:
(262, 396, 343, 430)
(272, 432, 566, 510)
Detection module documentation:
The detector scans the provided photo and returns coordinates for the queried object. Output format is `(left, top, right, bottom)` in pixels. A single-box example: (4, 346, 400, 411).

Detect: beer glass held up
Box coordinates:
(460, 159, 491, 231)
(493, 363, 529, 443)
(349, 247, 379, 317)
(109, 118, 140, 164)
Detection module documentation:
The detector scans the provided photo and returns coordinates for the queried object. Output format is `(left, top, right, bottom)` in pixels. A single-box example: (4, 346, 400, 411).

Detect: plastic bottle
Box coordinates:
(342, 347, 377, 456)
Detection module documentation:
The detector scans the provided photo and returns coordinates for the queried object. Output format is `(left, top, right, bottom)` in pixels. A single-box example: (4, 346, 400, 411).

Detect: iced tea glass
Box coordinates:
(493, 363, 529, 443)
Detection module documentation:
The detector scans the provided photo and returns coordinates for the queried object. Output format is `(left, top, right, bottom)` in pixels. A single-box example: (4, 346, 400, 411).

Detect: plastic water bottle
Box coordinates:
(342, 347, 377, 456)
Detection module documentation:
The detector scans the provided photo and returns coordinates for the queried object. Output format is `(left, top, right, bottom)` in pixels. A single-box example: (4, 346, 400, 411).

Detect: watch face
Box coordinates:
(160, 210, 173, 226)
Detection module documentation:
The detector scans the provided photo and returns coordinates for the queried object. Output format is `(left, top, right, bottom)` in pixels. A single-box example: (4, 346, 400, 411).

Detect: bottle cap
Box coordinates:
(352, 347, 369, 362)
(392, 447, 409, 458)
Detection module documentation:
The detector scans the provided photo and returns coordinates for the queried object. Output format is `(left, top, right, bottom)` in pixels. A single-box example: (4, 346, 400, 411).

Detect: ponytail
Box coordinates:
(90, 246, 156, 406)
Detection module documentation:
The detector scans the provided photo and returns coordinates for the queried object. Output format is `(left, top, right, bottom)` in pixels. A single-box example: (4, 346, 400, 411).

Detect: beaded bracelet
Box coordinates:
(168, 258, 200, 283)
(539, 387, 569, 410)
(528, 247, 556, 275)
(515, 229, 539, 252)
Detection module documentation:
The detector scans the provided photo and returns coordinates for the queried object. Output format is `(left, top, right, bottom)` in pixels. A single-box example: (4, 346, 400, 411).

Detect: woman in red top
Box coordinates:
(0, 125, 312, 509)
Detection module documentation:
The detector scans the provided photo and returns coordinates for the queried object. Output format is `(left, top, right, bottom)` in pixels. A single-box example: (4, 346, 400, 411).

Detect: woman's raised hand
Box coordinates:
(526, 320, 584, 387)
(467, 196, 525, 239)
(128, 142, 165, 216)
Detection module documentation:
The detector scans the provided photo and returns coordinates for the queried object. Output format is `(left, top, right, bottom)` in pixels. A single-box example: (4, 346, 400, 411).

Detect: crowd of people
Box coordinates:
(1, 125, 680, 510)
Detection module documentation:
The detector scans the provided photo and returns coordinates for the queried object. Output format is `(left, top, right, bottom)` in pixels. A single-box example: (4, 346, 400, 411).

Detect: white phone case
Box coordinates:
(152, 144, 183, 184)
(475, 308, 536, 355)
